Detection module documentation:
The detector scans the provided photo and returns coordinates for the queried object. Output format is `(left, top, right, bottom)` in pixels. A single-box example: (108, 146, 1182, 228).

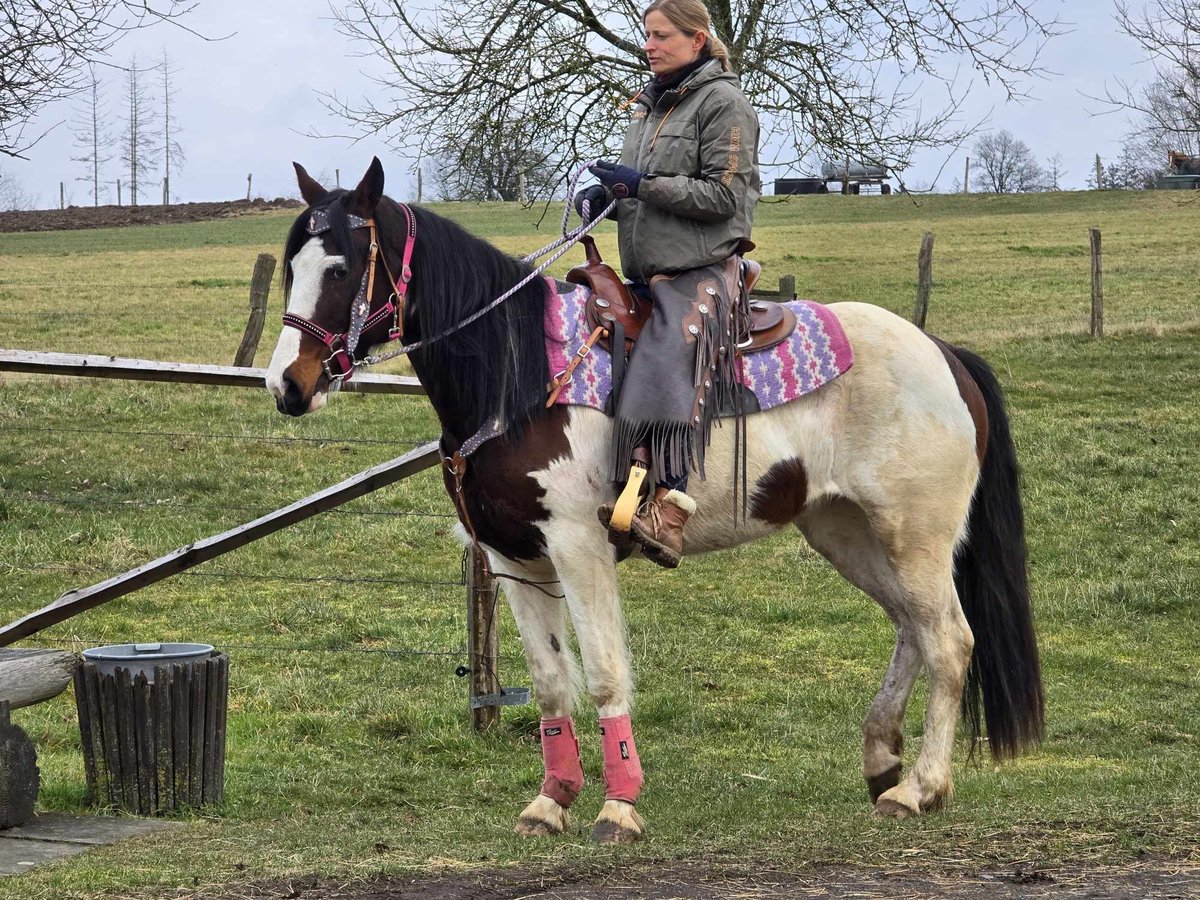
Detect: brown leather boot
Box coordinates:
(629, 488, 696, 569)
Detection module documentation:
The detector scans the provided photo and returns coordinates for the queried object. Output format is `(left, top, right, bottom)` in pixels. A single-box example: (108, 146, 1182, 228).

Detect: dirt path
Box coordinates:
(0, 199, 301, 233)
(212, 858, 1199, 899)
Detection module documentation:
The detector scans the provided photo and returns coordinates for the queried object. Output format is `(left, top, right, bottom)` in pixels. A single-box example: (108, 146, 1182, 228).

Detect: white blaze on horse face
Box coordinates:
(266, 238, 346, 409)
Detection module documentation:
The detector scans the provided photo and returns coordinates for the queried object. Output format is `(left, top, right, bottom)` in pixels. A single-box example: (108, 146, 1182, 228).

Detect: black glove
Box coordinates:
(588, 160, 643, 199)
(573, 184, 609, 223)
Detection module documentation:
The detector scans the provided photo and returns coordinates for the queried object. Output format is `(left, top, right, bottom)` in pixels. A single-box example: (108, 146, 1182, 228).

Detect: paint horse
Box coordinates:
(266, 159, 1044, 843)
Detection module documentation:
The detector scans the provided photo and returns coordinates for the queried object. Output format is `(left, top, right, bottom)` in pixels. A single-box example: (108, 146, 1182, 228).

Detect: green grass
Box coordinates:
(1, 191, 1198, 898)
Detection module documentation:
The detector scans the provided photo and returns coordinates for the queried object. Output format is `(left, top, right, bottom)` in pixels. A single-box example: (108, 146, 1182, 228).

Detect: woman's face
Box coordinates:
(643, 10, 706, 76)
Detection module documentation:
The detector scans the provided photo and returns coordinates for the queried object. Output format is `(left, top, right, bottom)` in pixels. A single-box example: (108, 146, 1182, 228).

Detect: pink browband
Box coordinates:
(282, 203, 417, 382)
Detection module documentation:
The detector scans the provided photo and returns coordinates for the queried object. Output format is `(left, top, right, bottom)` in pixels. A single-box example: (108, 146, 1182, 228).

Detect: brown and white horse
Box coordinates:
(266, 159, 1044, 843)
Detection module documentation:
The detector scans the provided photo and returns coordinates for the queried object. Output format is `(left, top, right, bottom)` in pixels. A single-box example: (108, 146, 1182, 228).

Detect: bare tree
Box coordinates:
(121, 55, 158, 206)
(971, 130, 1045, 193)
(0, 165, 37, 210)
(436, 113, 561, 201)
(0, 2, 197, 160)
(156, 47, 185, 204)
(1105, 0, 1200, 152)
(325, 0, 1062, 197)
(71, 63, 115, 206)
(1042, 152, 1066, 191)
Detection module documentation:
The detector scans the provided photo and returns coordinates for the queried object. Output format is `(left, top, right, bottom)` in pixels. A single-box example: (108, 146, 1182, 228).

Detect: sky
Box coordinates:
(6, 0, 1158, 208)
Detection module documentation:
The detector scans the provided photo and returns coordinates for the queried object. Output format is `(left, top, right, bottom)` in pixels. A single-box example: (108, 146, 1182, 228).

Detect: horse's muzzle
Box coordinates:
(278, 374, 310, 417)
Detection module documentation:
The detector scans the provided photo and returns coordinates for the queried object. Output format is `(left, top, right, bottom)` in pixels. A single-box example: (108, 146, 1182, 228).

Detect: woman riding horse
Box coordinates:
(576, 0, 761, 569)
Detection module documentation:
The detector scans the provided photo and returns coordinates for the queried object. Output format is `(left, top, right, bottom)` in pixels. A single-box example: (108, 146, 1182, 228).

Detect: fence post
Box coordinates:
(466, 547, 501, 731)
(963, 157, 970, 194)
(778, 274, 796, 301)
(246, 174, 252, 201)
(233, 254, 276, 367)
(913, 231, 935, 330)
(1089, 228, 1103, 338)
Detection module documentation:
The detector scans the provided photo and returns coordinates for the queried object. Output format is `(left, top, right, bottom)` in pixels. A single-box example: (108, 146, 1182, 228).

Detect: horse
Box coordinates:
(265, 158, 1044, 843)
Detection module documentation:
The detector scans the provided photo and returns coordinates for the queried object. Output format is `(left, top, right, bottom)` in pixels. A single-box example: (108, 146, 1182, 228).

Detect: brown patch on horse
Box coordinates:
(288, 349, 328, 401)
(446, 406, 573, 561)
(930, 336, 988, 464)
(750, 458, 808, 525)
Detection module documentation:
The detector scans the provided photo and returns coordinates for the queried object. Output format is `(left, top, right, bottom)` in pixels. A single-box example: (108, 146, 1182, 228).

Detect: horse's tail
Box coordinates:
(947, 343, 1045, 761)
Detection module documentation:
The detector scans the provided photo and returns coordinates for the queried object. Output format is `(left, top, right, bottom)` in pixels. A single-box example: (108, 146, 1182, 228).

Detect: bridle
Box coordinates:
(281, 205, 416, 382)
(281, 164, 617, 384)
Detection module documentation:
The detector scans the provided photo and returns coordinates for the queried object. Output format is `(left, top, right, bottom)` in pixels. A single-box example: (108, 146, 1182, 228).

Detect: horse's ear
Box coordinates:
(294, 162, 328, 206)
(349, 157, 385, 216)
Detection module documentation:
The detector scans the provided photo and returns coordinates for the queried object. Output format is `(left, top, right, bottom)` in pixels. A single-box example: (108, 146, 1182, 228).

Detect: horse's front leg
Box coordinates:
(545, 524, 646, 844)
(490, 554, 584, 836)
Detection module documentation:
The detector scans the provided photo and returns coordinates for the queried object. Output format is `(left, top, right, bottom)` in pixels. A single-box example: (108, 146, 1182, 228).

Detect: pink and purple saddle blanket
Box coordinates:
(543, 279, 854, 412)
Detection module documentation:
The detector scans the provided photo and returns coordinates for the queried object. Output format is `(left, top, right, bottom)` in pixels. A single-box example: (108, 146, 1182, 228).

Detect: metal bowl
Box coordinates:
(82, 642, 214, 680)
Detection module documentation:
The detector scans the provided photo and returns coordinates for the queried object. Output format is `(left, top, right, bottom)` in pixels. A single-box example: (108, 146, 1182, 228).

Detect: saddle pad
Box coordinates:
(544, 279, 853, 413)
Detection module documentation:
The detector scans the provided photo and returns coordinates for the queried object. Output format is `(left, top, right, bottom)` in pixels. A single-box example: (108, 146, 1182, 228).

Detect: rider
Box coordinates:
(575, 0, 761, 569)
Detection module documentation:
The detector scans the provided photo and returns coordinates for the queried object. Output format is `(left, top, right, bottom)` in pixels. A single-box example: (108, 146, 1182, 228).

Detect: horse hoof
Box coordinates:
(873, 797, 918, 819)
(515, 816, 563, 836)
(590, 820, 642, 844)
(590, 800, 645, 844)
(515, 795, 570, 836)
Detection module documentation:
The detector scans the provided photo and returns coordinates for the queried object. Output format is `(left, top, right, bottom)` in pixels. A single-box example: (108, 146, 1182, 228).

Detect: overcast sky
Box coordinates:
(7, 0, 1157, 207)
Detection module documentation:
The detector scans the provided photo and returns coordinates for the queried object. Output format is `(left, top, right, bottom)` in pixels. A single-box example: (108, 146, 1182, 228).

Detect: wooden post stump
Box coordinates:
(466, 548, 501, 731)
(74, 653, 229, 815)
(913, 232, 935, 330)
(233, 253, 276, 367)
(0, 701, 39, 828)
(1089, 228, 1104, 339)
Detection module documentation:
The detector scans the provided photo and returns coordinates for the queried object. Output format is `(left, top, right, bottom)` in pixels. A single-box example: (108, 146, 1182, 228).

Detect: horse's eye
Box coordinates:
(331, 265, 349, 280)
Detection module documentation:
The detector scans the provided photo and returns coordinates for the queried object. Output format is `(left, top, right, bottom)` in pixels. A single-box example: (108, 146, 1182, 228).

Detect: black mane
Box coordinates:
(391, 199, 550, 440)
(282, 193, 550, 441)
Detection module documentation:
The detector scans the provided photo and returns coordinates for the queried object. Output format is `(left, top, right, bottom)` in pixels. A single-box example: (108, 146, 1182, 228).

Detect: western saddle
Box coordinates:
(565, 237, 796, 356)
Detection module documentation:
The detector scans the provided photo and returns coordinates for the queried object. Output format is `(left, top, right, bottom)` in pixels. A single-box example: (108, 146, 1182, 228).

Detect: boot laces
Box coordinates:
(636, 498, 664, 538)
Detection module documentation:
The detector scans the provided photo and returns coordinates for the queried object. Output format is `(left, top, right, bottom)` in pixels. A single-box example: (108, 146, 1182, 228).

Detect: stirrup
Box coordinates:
(609, 463, 648, 533)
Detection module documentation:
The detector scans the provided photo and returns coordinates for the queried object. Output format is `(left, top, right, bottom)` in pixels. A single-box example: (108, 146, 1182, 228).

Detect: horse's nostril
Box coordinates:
(280, 375, 308, 416)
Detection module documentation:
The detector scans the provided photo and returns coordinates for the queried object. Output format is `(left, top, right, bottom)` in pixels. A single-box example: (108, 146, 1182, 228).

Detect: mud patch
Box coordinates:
(209, 857, 1200, 899)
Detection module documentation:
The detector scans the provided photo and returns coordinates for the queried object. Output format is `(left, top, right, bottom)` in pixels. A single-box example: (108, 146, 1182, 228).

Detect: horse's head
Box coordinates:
(266, 158, 412, 416)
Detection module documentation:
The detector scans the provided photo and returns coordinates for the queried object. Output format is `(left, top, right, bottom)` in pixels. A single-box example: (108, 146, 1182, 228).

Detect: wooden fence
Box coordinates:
(0, 351, 509, 729)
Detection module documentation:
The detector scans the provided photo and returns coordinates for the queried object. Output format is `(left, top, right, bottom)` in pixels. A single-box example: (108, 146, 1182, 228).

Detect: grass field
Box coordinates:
(1, 190, 1198, 898)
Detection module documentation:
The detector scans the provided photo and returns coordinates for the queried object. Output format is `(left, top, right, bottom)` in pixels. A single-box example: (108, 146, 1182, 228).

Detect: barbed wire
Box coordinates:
(0, 560, 462, 589)
(0, 490, 456, 520)
(0, 423, 429, 448)
(25, 636, 524, 663)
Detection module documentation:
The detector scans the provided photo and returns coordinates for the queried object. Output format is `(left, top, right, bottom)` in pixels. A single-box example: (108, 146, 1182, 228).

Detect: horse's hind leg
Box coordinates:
(489, 555, 583, 836)
(798, 499, 924, 805)
(875, 548, 973, 816)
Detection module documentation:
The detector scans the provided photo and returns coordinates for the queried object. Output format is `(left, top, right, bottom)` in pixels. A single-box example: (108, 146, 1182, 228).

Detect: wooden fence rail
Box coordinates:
(0, 349, 423, 394)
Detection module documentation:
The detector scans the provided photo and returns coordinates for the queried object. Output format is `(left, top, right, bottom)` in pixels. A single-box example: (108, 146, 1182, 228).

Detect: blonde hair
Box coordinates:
(643, 0, 732, 72)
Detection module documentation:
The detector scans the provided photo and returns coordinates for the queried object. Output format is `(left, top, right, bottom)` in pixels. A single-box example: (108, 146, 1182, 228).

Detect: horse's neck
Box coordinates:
(408, 357, 480, 447)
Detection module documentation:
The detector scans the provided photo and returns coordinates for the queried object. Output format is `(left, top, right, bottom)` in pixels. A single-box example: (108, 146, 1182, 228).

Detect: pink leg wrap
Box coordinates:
(599, 714, 644, 804)
(539, 716, 584, 808)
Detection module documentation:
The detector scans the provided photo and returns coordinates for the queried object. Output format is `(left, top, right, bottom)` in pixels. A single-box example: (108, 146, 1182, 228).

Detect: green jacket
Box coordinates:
(612, 60, 761, 281)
